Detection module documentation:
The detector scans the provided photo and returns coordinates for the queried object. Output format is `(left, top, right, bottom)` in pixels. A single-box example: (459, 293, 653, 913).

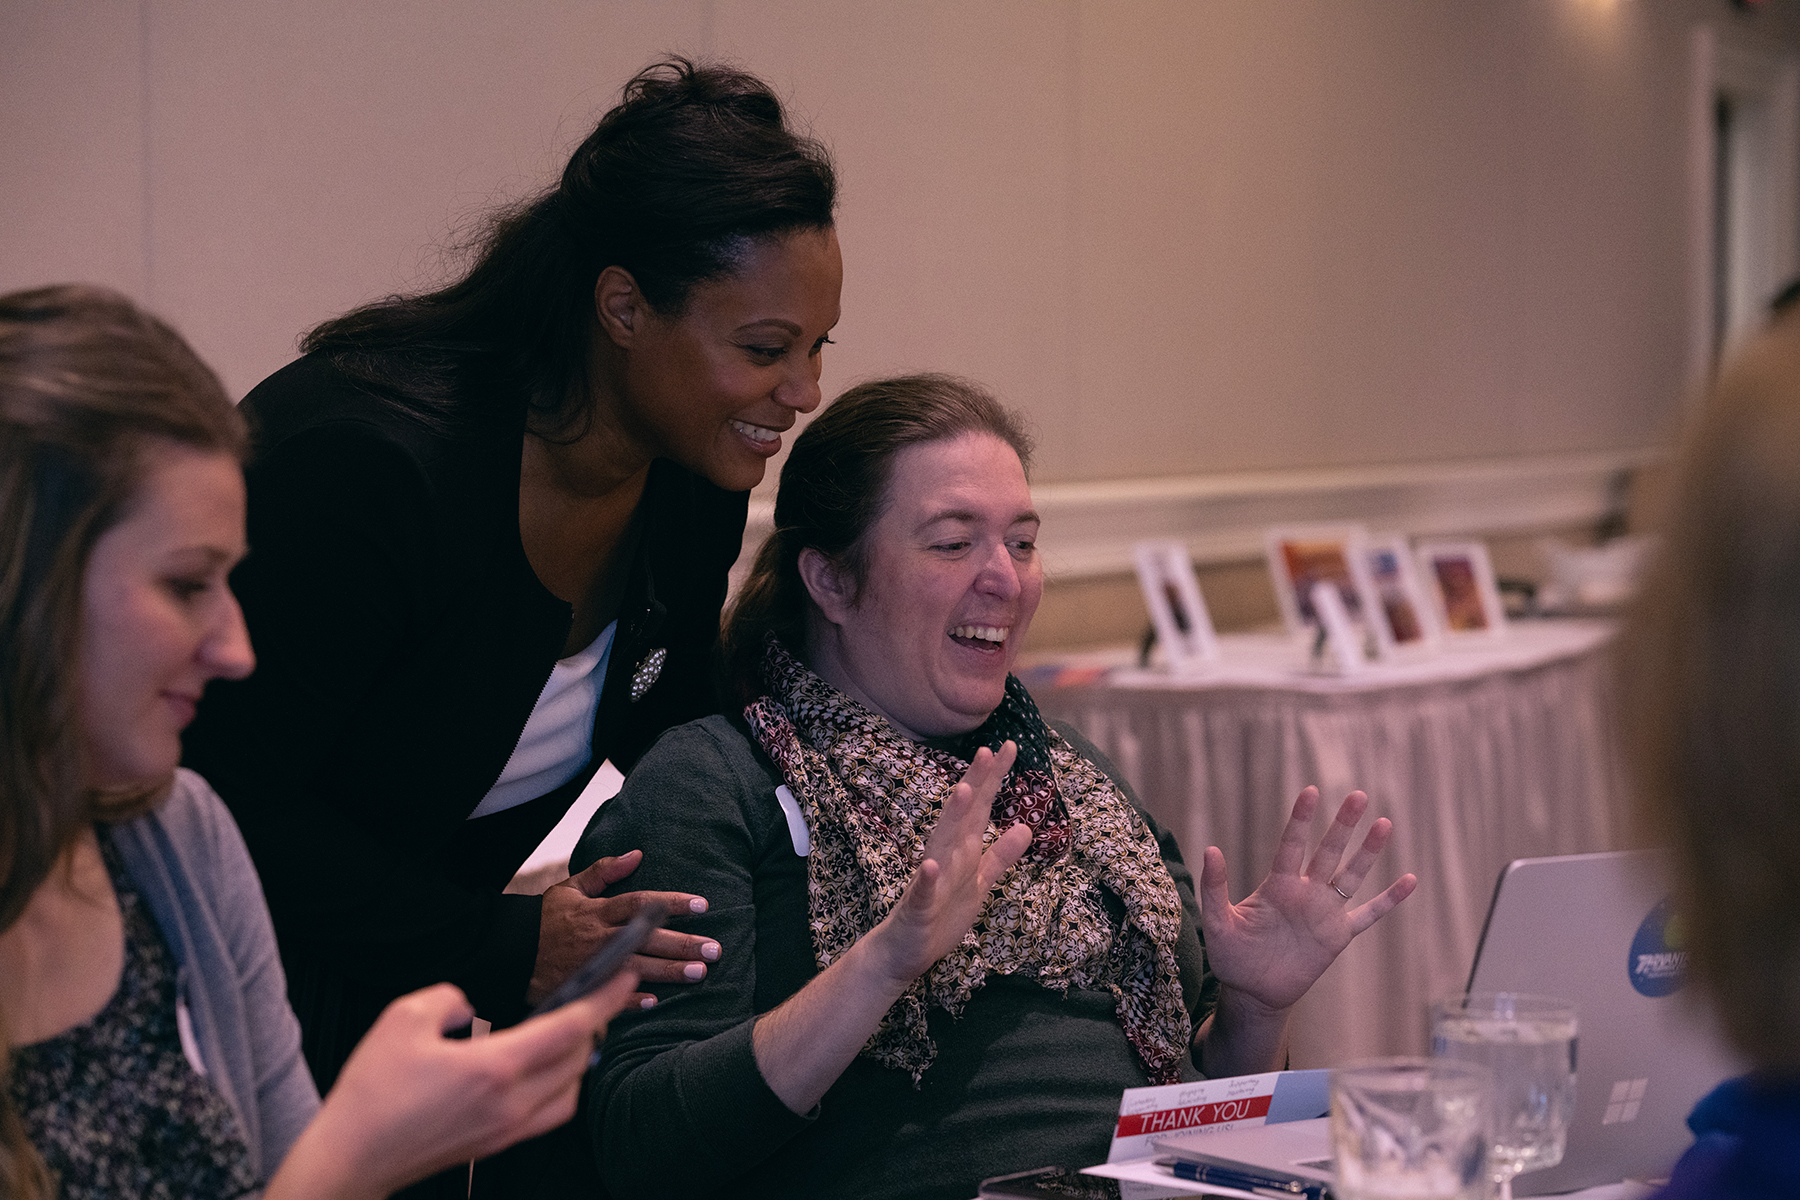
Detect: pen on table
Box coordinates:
(1153, 1156, 1329, 1200)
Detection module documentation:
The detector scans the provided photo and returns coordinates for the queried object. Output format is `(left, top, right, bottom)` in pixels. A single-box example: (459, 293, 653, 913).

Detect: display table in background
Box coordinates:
(1025, 619, 1630, 1067)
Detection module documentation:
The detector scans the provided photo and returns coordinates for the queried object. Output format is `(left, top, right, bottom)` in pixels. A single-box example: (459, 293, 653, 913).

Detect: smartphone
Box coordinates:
(528, 900, 667, 1017)
(977, 1167, 1122, 1199)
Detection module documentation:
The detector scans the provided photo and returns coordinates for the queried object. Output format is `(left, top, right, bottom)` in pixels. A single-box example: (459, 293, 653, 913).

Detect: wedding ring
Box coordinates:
(1331, 881, 1352, 901)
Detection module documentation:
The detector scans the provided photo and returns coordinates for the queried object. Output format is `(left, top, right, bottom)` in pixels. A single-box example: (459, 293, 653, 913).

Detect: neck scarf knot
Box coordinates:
(744, 638, 1192, 1084)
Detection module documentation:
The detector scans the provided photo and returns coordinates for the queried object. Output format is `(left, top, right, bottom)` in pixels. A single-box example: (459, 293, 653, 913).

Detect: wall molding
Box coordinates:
(738, 446, 1668, 583)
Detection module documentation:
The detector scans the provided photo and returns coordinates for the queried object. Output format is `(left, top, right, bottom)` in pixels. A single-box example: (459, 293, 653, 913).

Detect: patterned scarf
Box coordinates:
(744, 638, 1193, 1084)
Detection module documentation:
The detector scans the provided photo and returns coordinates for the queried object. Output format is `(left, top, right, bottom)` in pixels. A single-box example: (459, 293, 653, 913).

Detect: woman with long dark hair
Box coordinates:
(181, 59, 841, 1126)
(0, 284, 634, 1200)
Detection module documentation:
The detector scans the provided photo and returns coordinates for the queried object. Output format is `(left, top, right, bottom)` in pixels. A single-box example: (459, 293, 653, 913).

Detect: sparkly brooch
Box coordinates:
(629, 648, 667, 702)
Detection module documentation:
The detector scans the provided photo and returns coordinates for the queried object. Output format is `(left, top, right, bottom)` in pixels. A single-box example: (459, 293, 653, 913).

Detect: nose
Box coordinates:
(974, 541, 1024, 601)
(203, 592, 256, 681)
(774, 350, 826, 414)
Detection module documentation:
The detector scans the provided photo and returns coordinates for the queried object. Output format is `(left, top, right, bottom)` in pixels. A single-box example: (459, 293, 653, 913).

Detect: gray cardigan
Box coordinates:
(107, 769, 320, 1187)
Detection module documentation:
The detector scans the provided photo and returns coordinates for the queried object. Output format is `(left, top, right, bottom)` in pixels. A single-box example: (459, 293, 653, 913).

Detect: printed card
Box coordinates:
(1106, 1068, 1330, 1163)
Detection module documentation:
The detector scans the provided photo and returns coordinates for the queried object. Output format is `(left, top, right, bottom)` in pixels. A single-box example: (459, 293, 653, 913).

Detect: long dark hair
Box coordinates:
(303, 57, 837, 434)
(722, 374, 1035, 702)
(0, 283, 246, 1199)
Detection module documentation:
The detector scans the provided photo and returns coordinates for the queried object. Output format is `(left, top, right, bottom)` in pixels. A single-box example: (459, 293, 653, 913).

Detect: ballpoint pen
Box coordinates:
(1153, 1156, 1331, 1200)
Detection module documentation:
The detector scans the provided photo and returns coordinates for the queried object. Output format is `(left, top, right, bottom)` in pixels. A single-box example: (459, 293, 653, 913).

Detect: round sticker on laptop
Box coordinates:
(1628, 898, 1688, 998)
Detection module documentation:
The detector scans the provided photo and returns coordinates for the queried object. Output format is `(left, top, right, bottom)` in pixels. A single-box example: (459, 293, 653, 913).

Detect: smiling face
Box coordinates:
(78, 441, 254, 789)
(604, 225, 844, 492)
(801, 432, 1042, 741)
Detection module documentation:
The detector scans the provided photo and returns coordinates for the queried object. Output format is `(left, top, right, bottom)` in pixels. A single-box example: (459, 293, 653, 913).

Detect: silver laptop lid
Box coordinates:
(1465, 850, 1745, 1196)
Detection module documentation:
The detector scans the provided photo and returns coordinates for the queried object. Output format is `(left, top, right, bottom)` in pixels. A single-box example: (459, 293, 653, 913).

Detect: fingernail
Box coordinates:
(688, 897, 708, 914)
(639, 995, 657, 1009)
(701, 941, 721, 961)
(683, 962, 706, 981)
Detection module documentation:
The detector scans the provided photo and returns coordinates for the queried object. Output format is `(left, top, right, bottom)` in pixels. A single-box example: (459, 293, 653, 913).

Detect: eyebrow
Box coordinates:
(167, 544, 243, 566)
(734, 319, 803, 337)
(916, 507, 1041, 530)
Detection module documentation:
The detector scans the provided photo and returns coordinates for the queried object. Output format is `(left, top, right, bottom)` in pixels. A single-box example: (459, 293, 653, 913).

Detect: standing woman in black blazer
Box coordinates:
(183, 59, 840, 1118)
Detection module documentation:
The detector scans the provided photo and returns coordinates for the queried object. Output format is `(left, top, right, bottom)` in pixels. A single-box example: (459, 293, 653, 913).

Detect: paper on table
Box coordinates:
(1081, 1158, 1262, 1198)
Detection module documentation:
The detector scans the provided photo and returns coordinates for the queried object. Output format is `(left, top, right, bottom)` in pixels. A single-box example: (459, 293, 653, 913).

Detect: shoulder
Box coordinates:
(240, 352, 473, 478)
(130, 769, 254, 871)
(573, 715, 779, 870)
(108, 771, 268, 940)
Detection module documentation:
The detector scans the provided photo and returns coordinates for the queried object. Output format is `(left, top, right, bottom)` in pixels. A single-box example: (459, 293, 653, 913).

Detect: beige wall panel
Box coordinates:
(141, 0, 707, 399)
(1, 2, 146, 299)
(707, 2, 1082, 469)
(10, 0, 1800, 485)
(1070, 0, 1693, 480)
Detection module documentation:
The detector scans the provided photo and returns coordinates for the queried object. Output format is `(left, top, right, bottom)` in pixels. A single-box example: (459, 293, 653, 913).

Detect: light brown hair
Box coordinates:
(0, 284, 245, 1196)
(1620, 312, 1800, 1074)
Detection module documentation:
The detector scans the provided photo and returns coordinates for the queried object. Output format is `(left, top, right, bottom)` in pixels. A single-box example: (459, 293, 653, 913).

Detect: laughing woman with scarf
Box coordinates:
(574, 375, 1416, 1200)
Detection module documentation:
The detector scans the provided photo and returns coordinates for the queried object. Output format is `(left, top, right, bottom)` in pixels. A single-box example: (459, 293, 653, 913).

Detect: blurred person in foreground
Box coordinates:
(576, 374, 1416, 1200)
(0, 284, 635, 1199)
(1621, 309, 1800, 1198)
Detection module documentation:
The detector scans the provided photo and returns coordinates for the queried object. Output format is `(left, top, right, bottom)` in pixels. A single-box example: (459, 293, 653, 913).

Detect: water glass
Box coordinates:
(1431, 993, 1577, 1199)
(1330, 1058, 1494, 1200)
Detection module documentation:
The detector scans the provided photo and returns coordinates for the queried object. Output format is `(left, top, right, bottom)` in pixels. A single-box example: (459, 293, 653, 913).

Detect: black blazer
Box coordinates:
(184, 352, 747, 1087)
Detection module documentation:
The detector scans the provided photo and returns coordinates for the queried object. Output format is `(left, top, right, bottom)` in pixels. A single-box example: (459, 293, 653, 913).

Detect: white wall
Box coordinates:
(7, 1, 1800, 502)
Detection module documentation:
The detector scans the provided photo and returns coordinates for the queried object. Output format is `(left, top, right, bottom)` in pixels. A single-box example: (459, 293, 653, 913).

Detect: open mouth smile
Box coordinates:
(949, 624, 1009, 652)
(730, 419, 783, 445)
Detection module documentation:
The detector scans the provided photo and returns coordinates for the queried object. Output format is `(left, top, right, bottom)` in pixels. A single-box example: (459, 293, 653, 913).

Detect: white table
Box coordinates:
(1025, 620, 1631, 1066)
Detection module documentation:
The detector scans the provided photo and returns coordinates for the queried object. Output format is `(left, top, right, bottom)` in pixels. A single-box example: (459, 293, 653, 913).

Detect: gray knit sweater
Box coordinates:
(576, 715, 1216, 1200)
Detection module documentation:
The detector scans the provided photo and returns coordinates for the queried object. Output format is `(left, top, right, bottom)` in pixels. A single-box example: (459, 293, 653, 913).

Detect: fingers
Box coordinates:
(1349, 872, 1418, 935)
(1328, 815, 1395, 899)
(1197, 844, 1231, 932)
(923, 742, 1019, 868)
(565, 849, 644, 896)
(978, 821, 1034, 889)
(1267, 786, 1321, 876)
(1301, 790, 1369, 883)
(391, 983, 475, 1034)
(588, 889, 708, 924)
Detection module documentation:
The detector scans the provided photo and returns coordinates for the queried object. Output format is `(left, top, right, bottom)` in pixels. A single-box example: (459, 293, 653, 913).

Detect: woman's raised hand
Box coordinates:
(751, 741, 1033, 1114)
(868, 742, 1034, 987)
(1198, 786, 1416, 1016)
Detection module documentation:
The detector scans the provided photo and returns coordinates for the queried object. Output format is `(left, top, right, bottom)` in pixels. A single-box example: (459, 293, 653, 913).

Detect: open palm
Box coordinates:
(1197, 786, 1417, 1014)
(874, 742, 1034, 985)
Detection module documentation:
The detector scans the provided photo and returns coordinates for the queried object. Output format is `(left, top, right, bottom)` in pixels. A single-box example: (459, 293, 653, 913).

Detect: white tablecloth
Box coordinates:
(1027, 620, 1631, 1066)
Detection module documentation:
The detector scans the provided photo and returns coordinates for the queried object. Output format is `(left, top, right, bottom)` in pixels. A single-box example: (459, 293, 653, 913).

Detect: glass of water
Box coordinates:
(1431, 993, 1578, 1200)
(1330, 1058, 1493, 1200)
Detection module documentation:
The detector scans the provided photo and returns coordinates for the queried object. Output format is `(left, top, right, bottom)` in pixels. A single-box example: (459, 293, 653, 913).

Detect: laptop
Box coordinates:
(1463, 850, 1743, 1194)
(1152, 850, 1744, 1195)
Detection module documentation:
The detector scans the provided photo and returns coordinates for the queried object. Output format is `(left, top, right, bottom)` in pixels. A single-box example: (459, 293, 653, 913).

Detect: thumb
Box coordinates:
(389, 982, 476, 1035)
(566, 849, 644, 897)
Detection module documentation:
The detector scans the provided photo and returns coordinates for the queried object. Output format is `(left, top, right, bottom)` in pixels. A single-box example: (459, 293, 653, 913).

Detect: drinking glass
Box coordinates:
(1330, 1058, 1493, 1200)
(1431, 993, 1578, 1200)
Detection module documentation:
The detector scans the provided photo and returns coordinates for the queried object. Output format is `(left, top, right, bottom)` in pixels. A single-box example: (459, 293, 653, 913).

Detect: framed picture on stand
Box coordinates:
(1365, 534, 1441, 655)
(1414, 540, 1507, 638)
(1133, 540, 1219, 674)
(1265, 524, 1387, 662)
